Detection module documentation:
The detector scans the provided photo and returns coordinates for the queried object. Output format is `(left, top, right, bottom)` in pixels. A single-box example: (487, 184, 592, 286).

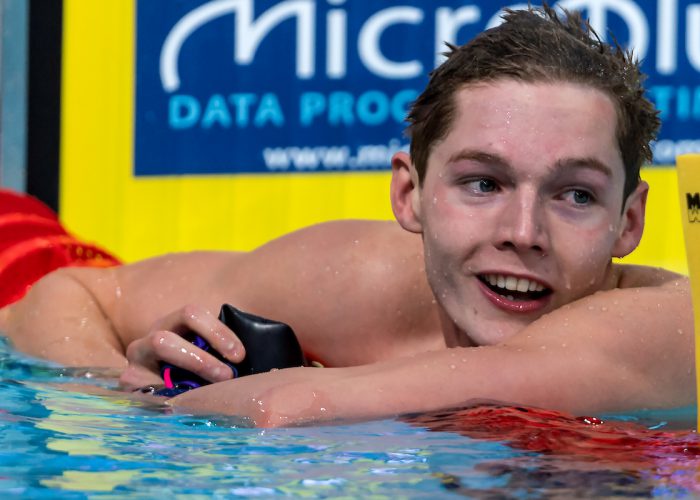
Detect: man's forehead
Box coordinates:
(453, 79, 617, 113)
(428, 80, 625, 177)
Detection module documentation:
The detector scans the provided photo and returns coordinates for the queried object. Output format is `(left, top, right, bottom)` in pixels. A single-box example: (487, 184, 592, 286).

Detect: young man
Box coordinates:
(0, 6, 694, 426)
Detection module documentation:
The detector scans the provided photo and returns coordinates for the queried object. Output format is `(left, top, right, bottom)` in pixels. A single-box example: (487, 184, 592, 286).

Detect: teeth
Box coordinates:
(485, 274, 546, 292)
(516, 278, 529, 292)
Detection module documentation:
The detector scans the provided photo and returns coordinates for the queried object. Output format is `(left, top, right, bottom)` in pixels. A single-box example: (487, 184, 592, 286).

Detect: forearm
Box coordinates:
(168, 317, 693, 428)
(1, 267, 127, 367)
(167, 347, 576, 426)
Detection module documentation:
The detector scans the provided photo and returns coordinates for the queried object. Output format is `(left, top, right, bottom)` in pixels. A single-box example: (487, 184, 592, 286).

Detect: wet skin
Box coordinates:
(0, 80, 690, 425)
(392, 80, 647, 347)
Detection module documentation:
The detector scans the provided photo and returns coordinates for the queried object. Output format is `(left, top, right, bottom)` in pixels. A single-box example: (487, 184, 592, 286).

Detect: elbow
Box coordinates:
(253, 382, 336, 427)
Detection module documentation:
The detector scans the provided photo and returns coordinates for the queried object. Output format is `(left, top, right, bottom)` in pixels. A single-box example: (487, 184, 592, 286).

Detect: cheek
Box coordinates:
(423, 187, 485, 241)
(556, 222, 618, 283)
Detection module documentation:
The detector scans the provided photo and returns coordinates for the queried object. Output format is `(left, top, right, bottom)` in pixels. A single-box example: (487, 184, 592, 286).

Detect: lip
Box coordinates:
(476, 275, 553, 314)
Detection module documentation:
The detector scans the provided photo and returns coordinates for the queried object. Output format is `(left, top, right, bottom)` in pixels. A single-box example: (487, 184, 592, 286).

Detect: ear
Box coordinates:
(390, 151, 423, 233)
(612, 180, 648, 258)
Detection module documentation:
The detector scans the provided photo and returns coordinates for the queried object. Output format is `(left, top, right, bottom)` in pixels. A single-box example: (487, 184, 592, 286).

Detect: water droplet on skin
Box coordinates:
(587, 305, 595, 311)
(450, 364, 456, 369)
(601, 306, 608, 312)
(678, 329, 684, 335)
(540, 345, 547, 350)
(432, 196, 437, 205)
(353, 240, 359, 245)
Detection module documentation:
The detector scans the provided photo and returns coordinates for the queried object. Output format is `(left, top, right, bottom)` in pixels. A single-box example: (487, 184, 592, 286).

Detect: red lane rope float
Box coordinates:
(0, 189, 58, 220)
(0, 235, 120, 309)
(0, 190, 121, 308)
(0, 213, 68, 253)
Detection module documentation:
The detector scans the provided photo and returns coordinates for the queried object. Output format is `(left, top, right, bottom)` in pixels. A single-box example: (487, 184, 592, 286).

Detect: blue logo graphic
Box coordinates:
(134, 0, 700, 176)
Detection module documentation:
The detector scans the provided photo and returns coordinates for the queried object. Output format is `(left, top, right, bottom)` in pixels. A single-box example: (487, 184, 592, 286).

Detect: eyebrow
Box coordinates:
(447, 149, 614, 178)
(553, 157, 614, 178)
(447, 150, 510, 169)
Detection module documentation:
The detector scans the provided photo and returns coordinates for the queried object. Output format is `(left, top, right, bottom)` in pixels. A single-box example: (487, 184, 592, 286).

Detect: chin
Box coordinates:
(452, 314, 531, 346)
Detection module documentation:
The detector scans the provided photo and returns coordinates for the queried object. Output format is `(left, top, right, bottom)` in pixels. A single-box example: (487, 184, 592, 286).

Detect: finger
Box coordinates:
(146, 329, 235, 383)
(151, 305, 245, 362)
(119, 364, 163, 391)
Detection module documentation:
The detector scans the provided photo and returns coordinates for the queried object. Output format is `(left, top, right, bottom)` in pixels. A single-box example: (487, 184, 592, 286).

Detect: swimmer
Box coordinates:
(0, 4, 693, 426)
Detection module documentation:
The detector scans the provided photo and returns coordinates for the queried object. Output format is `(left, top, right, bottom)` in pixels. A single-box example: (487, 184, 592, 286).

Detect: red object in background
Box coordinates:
(0, 190, 120, 308)
(0, 213, 68, 253)
(0, 189, 58, 220)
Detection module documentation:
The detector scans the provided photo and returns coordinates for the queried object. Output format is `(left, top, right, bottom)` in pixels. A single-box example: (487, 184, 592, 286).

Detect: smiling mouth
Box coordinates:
(478, 274, 552, 301)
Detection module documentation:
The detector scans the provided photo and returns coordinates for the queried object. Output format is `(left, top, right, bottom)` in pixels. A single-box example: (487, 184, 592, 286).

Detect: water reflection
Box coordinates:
(406, 404, 700, 498)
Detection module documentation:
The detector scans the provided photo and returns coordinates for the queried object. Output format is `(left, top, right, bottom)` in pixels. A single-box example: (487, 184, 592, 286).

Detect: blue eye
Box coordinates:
(478, 179, 497, 192)
(465, 178, 497, 193)
(564, 189, 594, 205)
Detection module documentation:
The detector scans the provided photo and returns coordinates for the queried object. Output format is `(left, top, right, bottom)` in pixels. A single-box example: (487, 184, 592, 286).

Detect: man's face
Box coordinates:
(393, 80, 646, 346)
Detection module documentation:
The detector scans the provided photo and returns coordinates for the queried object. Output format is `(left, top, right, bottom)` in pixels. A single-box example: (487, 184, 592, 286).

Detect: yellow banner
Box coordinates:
(59, 0, 393, 263)
(59, 0, 689, 276)
(676, 154, 700, 428)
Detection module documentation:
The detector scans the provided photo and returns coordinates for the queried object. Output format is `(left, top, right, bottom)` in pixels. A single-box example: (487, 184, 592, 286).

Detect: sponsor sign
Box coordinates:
(134, 0, 700, 176)
(688, 192, 700, 222)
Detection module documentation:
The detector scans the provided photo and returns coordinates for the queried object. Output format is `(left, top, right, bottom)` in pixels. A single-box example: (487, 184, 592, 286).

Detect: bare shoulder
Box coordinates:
(233, 220, 443, 364)
(243, 220, 427, 290)
(59, 220, 440, 364)
(613, 263, 689, 290)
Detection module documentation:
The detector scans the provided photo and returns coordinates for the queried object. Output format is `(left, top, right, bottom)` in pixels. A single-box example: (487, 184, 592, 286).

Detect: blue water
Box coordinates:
(0, 337, 697, 498)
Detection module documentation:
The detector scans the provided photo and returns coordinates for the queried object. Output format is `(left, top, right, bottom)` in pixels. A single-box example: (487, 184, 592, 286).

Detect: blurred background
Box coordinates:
(0, 0, 697, 270)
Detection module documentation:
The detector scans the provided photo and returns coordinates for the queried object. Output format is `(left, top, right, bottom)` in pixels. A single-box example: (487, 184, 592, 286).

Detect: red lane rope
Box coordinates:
(0, 191, 120, 308)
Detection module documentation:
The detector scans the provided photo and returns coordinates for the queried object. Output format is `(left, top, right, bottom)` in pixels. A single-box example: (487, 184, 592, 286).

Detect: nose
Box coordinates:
(495, 190, 548, 255)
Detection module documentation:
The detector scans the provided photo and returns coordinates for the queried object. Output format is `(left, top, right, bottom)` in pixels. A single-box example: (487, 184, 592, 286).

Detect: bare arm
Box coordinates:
(169, 273, 695, 426)
(0, 267, 128, 367)
(0, 220, 438, 386)
(0, 251, 242, 369)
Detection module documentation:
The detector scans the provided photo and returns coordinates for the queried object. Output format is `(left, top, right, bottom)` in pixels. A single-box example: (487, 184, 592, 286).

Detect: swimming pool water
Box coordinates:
(0, 336, 698, 498)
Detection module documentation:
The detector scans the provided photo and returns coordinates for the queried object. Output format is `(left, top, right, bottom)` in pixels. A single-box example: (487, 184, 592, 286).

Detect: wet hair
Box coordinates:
(406, 3, 660, 201)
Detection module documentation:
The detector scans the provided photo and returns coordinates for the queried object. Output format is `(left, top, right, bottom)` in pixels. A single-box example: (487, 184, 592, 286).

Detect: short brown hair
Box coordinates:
(406, 3, 660, 200)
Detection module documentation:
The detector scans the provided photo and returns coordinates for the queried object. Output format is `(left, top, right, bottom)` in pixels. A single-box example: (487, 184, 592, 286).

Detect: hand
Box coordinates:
(119, 305, 246, 390)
